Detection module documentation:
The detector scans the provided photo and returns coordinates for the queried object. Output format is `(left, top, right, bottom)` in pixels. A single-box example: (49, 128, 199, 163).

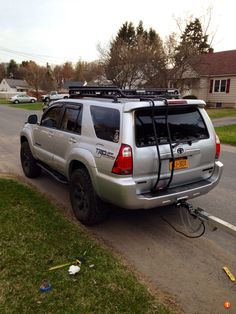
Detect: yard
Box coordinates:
(215, 124, 236, 146)
(206, 108, 236, 119)
(0, 178, 172, 314)
(0, 98, 44, 110)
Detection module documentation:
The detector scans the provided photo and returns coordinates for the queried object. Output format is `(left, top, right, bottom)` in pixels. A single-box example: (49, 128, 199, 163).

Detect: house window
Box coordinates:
(214, 79, 227, 92)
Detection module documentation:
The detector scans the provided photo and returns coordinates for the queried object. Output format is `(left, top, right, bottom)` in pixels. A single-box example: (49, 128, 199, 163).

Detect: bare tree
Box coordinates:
(20, 61, 45, 98)
(53, 65, 64, 89)
(168, 16, 212, 93)
(62, 62, 74, 81)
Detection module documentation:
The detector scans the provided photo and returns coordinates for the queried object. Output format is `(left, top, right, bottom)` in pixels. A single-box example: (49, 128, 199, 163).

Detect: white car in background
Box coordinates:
(10, 94, 37, 104)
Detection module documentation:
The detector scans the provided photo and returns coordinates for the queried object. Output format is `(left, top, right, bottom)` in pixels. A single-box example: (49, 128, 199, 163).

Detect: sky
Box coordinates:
(0, 0, 234, 66)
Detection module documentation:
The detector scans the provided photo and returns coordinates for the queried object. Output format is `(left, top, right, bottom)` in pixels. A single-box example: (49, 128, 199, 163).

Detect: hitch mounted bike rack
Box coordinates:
(176, 201, 236, 238)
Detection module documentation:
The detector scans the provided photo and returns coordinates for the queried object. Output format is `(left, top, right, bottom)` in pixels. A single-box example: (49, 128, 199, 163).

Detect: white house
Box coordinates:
(0, 78, 30, 93)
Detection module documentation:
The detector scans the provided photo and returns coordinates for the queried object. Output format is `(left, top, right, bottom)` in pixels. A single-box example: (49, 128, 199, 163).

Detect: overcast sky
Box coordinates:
(0, 0, 234, 65)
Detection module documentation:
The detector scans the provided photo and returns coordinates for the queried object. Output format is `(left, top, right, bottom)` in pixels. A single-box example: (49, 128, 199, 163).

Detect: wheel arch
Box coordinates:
(68, 159, 100, 196)
(20, 135, 28, 144)
(20, 132, 36, 158)
(68, 160, 88, 180)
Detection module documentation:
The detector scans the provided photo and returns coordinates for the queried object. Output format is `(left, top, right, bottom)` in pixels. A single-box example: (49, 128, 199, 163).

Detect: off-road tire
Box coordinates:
(20, 141, 41, 178)
(70, 168, 108, 225)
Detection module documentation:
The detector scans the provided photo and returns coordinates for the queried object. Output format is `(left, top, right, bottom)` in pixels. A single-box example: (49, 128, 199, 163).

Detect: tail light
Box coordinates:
(112, 144, 133, 175)
(215, 134, 221, 159)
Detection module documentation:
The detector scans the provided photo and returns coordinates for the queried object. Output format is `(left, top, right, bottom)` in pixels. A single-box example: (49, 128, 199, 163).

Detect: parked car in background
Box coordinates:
(10, 94, 37, 104)
(41, 91, 69, 102)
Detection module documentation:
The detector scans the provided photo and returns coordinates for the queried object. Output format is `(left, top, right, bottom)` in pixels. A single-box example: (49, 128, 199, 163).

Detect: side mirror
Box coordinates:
(27, 114, 38, 124)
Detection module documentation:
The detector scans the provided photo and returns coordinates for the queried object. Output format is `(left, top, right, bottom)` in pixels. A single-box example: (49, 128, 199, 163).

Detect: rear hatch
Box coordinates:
(132, 104, 216, 192)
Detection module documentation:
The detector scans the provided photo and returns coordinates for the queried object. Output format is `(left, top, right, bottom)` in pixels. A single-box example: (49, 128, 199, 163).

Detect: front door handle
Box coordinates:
(69, 137, 77, 144)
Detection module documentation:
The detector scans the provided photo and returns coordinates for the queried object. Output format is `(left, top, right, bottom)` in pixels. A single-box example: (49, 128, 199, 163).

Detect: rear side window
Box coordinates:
(135, 106, 209, 147)
(90, 106, 120, 142)
(61, 107, 82, 134)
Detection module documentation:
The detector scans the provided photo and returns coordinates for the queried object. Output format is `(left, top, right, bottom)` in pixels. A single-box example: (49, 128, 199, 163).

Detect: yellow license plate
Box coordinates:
(170, 158, 189, 170)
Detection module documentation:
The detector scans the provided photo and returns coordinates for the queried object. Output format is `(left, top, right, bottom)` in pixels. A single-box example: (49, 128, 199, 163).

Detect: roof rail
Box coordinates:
(69, 86, 180, 100)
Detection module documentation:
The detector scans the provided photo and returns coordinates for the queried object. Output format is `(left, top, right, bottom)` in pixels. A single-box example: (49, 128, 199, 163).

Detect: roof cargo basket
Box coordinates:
(69, 86, 180, 100)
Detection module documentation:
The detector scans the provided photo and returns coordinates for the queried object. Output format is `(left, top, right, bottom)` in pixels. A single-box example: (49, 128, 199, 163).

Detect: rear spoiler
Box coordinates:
(123, 99, 206, 112)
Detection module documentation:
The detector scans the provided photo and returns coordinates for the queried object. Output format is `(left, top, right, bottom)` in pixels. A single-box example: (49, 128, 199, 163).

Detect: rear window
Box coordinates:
(90, 106, 120, 142)
(135, 106, 209, 147)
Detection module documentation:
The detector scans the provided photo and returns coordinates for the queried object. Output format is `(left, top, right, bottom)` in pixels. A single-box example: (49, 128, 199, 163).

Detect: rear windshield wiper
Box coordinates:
(172, 138, 196, 148)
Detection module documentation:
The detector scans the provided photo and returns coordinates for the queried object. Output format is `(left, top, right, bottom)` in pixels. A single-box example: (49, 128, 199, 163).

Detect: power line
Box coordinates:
(0, 46, 71, 63)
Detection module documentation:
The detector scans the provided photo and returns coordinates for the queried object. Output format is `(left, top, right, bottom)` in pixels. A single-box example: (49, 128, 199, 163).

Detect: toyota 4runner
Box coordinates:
(20, 87, 223, 225)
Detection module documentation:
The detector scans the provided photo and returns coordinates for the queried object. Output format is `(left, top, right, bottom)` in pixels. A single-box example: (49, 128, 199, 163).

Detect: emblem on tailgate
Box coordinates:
(177, 147, 184, 154)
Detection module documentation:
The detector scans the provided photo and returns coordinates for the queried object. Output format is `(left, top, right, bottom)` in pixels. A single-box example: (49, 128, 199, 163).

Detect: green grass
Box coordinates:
(11, 102, 44, 110)
(0, 178, 172, 314)
(0, 98, 10, 104)
(215, 124, 236, 146)
(207, 108, 236, 119)
(0, 98, 43, 110)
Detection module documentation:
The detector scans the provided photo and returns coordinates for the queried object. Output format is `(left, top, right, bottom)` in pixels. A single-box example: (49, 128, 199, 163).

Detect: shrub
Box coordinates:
(183, 95, 197, 99)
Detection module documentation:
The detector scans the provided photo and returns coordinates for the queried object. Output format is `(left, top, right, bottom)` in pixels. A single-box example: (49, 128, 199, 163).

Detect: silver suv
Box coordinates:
(20, 87, 223, 225)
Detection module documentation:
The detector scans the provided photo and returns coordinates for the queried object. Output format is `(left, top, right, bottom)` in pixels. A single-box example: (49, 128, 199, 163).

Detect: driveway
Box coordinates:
(212, 116, 236, 127)
(0, 105, 236, 314)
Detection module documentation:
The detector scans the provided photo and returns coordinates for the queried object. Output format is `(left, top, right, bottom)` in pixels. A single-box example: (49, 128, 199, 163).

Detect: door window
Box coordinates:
(61, 106, 82, 134)
(41, 106, 62, 128)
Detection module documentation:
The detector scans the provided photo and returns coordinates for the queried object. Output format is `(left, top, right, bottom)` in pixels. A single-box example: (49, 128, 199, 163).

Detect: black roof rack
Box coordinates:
(69, 86, 180, 100)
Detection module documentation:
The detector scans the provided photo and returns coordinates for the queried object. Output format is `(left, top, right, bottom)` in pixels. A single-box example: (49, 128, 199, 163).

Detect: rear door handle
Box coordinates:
(69, 137, 77, 144)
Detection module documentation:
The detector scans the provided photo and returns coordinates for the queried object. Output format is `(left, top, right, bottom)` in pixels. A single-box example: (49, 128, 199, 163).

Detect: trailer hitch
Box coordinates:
(176, 201, 236, 238)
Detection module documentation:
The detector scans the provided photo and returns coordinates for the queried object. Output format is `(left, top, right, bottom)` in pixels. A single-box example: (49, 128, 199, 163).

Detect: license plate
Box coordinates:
(170, 158, 188, 170)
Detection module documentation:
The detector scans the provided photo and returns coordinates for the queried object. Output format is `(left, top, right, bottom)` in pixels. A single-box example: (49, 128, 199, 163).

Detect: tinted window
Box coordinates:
(61, 107, 82, 134)
(41, 106, 62, 128)
(135, 107, 209, 147)
(90, 106, 120, 142)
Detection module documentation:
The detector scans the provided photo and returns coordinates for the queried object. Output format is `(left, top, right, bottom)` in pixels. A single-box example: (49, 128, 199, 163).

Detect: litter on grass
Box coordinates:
(68, 265, 80, 275)
(39, 280, 52, 292)
(49, 258, 82, 271)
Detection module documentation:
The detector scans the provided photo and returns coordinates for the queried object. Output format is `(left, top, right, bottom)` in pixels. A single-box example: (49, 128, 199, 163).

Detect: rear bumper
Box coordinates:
(96, 161, 223, 209)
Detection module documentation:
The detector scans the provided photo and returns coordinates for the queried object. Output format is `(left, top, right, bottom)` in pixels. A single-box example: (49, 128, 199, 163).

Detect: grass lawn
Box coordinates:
(206, 108, 236, 119)
(0, 98, 43, 110)
(215, 124, 236, 146)
(11, 102, 44, 110)
(0, 99, 10, 105)
(0, 178, 172, 314)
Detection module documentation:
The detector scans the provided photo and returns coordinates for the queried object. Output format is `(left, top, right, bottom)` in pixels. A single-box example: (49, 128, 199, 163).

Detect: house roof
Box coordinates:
(5, 79, 29, 88)
(63, 81, 86, 89)
(191, 50, 236, 76)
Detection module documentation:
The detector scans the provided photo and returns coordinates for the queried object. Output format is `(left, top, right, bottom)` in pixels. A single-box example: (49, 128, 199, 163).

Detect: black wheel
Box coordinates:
(20, 142, 41, 178)
(31, 99, 35, 103)
(70, 168, 108, 225)
(14, 100, 19, 104)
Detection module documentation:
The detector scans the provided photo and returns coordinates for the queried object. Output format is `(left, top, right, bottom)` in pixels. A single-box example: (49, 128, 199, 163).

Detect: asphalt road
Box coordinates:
(212, 116, 236, 127)
(1, 105, 236, 314)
